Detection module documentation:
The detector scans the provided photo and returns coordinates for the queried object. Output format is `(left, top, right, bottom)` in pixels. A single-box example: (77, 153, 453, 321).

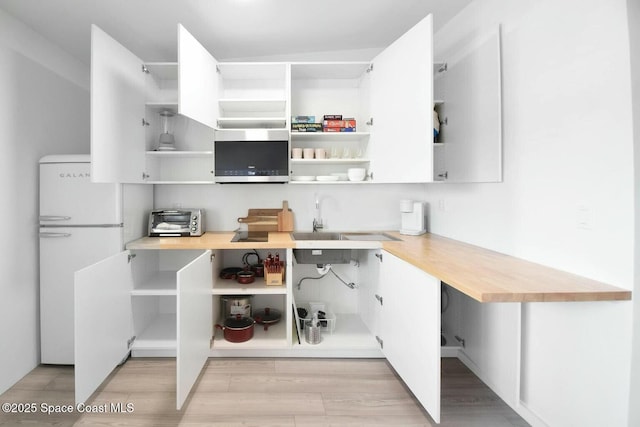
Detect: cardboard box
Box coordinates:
(292, 115, 316, 123)
(292, 123, 323, 132)
(322, 119, 356, 128)
(323, 127, 356, 132)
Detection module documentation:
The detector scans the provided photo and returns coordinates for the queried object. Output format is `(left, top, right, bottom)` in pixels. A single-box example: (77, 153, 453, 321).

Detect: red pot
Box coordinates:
(236, 270, 255, 284)
(215, 315, 254, 343)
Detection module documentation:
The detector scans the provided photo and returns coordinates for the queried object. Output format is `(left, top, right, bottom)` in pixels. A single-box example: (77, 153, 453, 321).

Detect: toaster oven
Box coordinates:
(148, 209, 205, 237)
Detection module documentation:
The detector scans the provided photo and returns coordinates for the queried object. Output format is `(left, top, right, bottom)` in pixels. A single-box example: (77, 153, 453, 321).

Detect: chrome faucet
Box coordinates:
(313, 193, 323, 232)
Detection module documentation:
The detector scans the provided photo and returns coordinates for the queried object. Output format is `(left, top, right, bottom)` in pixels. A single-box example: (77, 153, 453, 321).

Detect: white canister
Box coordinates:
(314, 148, 326, 159)
(291, 148, 303, 159)
(303, 148, 315, 159)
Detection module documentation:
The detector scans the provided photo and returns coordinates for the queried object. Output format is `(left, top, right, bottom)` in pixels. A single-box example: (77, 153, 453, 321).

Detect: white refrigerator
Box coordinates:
(39, 154, 124, 364)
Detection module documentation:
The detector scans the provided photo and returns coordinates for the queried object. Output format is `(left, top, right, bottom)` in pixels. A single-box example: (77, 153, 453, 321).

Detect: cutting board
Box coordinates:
(277, 201, 294, 232)
(238, 209, 280, 232)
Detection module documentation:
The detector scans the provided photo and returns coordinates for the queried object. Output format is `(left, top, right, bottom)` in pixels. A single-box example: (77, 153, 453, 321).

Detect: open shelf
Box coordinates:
(293, 314, 378, 350)
(290, 158, 369, 165)
(132, 313, 176, 350)
(212, 317, 288, 349)
(212, 279, 287, 295)
(146, 150, 213, 158)
(217, 117, 287, 129)
(290, 132, 370, 141)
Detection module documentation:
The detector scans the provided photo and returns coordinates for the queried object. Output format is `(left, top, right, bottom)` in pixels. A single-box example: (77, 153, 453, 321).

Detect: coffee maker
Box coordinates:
(399, 199, 426, 236)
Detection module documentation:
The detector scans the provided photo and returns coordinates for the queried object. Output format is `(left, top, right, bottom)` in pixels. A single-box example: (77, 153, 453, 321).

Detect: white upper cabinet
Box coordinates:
(369, 14, 434, 183)
(91, 25, 146, 183)
(178, 24, 219, 129)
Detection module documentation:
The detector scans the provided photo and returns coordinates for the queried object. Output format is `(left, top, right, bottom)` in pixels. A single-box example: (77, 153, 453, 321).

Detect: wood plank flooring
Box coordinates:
(0, 357, 529, 426)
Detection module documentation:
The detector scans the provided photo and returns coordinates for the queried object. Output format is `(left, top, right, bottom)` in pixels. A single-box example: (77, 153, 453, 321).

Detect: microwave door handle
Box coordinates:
(40, 215, 71, 221)
(39, 232, 72, 238)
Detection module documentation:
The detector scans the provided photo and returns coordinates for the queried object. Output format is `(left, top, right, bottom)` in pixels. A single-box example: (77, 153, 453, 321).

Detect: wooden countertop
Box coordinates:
(126, 231, 296, 250)
(126, 231, 631, 303)
(382, 232, 631, 303)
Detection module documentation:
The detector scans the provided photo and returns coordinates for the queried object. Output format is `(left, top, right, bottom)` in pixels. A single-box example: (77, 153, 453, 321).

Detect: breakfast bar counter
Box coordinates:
(126, 231, 631, 303)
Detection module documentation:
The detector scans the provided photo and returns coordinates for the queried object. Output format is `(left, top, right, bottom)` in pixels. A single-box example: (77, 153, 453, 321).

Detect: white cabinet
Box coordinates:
(74, 249, 213, 409)
(92, 15, 440, 184)
(91, 25, 215, 184)
(432, 27, 503, 183)
(369, 14, 434, 183)
(289, 14, 435, 183)
(377, 250, 441, 423)
(455, 291, 521, 408)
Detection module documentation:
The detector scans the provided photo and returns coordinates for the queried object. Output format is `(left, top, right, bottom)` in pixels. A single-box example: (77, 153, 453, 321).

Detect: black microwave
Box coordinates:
(214, 129, 289, 183)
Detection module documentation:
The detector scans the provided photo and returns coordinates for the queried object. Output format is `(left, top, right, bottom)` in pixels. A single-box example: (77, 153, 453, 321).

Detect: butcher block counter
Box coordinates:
(126, 231, 631, 303)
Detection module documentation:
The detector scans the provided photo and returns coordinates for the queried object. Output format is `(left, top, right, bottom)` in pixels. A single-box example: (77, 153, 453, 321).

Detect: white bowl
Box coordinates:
(347, 168, 366, 182)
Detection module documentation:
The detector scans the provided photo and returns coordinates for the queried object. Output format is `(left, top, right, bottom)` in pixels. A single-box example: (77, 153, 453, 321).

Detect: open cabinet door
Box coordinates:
(369, 14, 433, 183)
(380, 251, 441, 423)
(91, 25, 146, 183)
(176, 250, 213, 410)
(75, 251, 134, 404)
(178, 24, 219, 129)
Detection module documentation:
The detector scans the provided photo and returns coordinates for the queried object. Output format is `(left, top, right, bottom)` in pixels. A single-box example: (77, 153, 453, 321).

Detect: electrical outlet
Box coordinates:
(576, 205, 593, 230)
(438, 199, 446, 212)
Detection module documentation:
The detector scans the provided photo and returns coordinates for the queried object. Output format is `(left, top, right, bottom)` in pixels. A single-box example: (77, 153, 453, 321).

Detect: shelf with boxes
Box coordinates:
(290, 115, 371, 182)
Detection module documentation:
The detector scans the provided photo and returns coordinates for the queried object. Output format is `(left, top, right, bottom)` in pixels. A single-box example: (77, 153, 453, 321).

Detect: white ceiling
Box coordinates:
(0, 0, 473, 64)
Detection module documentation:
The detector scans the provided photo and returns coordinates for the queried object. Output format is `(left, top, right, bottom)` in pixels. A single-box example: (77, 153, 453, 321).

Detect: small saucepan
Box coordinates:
(215, 315, 254, 343)
(236, 270, 255, 284)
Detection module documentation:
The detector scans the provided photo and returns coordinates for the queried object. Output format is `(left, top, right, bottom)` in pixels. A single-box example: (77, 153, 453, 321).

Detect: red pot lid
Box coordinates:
(254, 307, 281, 324)
(224, 315, 254, 329)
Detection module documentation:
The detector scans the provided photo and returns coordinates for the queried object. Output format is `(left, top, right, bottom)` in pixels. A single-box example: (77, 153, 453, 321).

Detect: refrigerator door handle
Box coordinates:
(40, 232, 72, 238)
(40, 215, 72, 221)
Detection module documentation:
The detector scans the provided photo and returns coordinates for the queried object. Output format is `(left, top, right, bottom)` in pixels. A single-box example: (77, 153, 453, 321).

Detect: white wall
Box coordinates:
(627, 0, 640, 424)
(154, 183, 428, 232)
(0, 9, 89, 394)
(429, 0, 635, 426)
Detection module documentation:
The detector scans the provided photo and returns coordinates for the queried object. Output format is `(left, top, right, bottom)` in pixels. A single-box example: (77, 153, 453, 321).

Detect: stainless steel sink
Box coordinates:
(290, 232, 400, 241)
(290, 232, 343, 241)
(340, 232, 401, 242)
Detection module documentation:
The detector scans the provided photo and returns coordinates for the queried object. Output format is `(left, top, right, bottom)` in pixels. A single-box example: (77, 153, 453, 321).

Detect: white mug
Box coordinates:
(291, 148, 303, 159)
(315, 148, 326, 159)
(303, 148, 315, 159)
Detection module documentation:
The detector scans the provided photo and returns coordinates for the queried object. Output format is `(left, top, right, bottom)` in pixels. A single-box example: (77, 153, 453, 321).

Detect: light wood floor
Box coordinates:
(0, 357, 529, 426)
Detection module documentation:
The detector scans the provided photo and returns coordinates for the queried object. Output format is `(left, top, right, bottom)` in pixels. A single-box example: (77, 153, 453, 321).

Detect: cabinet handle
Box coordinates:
(142, 172, 150, 180)
(375, 335, 384, 349)
(39, 232, 71, 238)
(374, 253, 383, 262)
(374, 294, 383, 306)
(142, 118, 150, 127)
(438, 171, 448, 180)
(454, 335, 466, 348)
(366, 117, 374, 126)
(39, 215, 71, 221)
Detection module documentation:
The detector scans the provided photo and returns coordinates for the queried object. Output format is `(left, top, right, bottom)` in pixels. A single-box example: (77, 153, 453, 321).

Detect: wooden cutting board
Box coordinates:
(277, 201, 294, 232)
(239, 209, 281, 232)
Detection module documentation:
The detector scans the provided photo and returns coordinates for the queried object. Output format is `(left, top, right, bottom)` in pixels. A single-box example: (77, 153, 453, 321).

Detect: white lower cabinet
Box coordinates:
(74, 249, 214, 409)
(74, 246, 441, 420)
(377, 250, 441, 423)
